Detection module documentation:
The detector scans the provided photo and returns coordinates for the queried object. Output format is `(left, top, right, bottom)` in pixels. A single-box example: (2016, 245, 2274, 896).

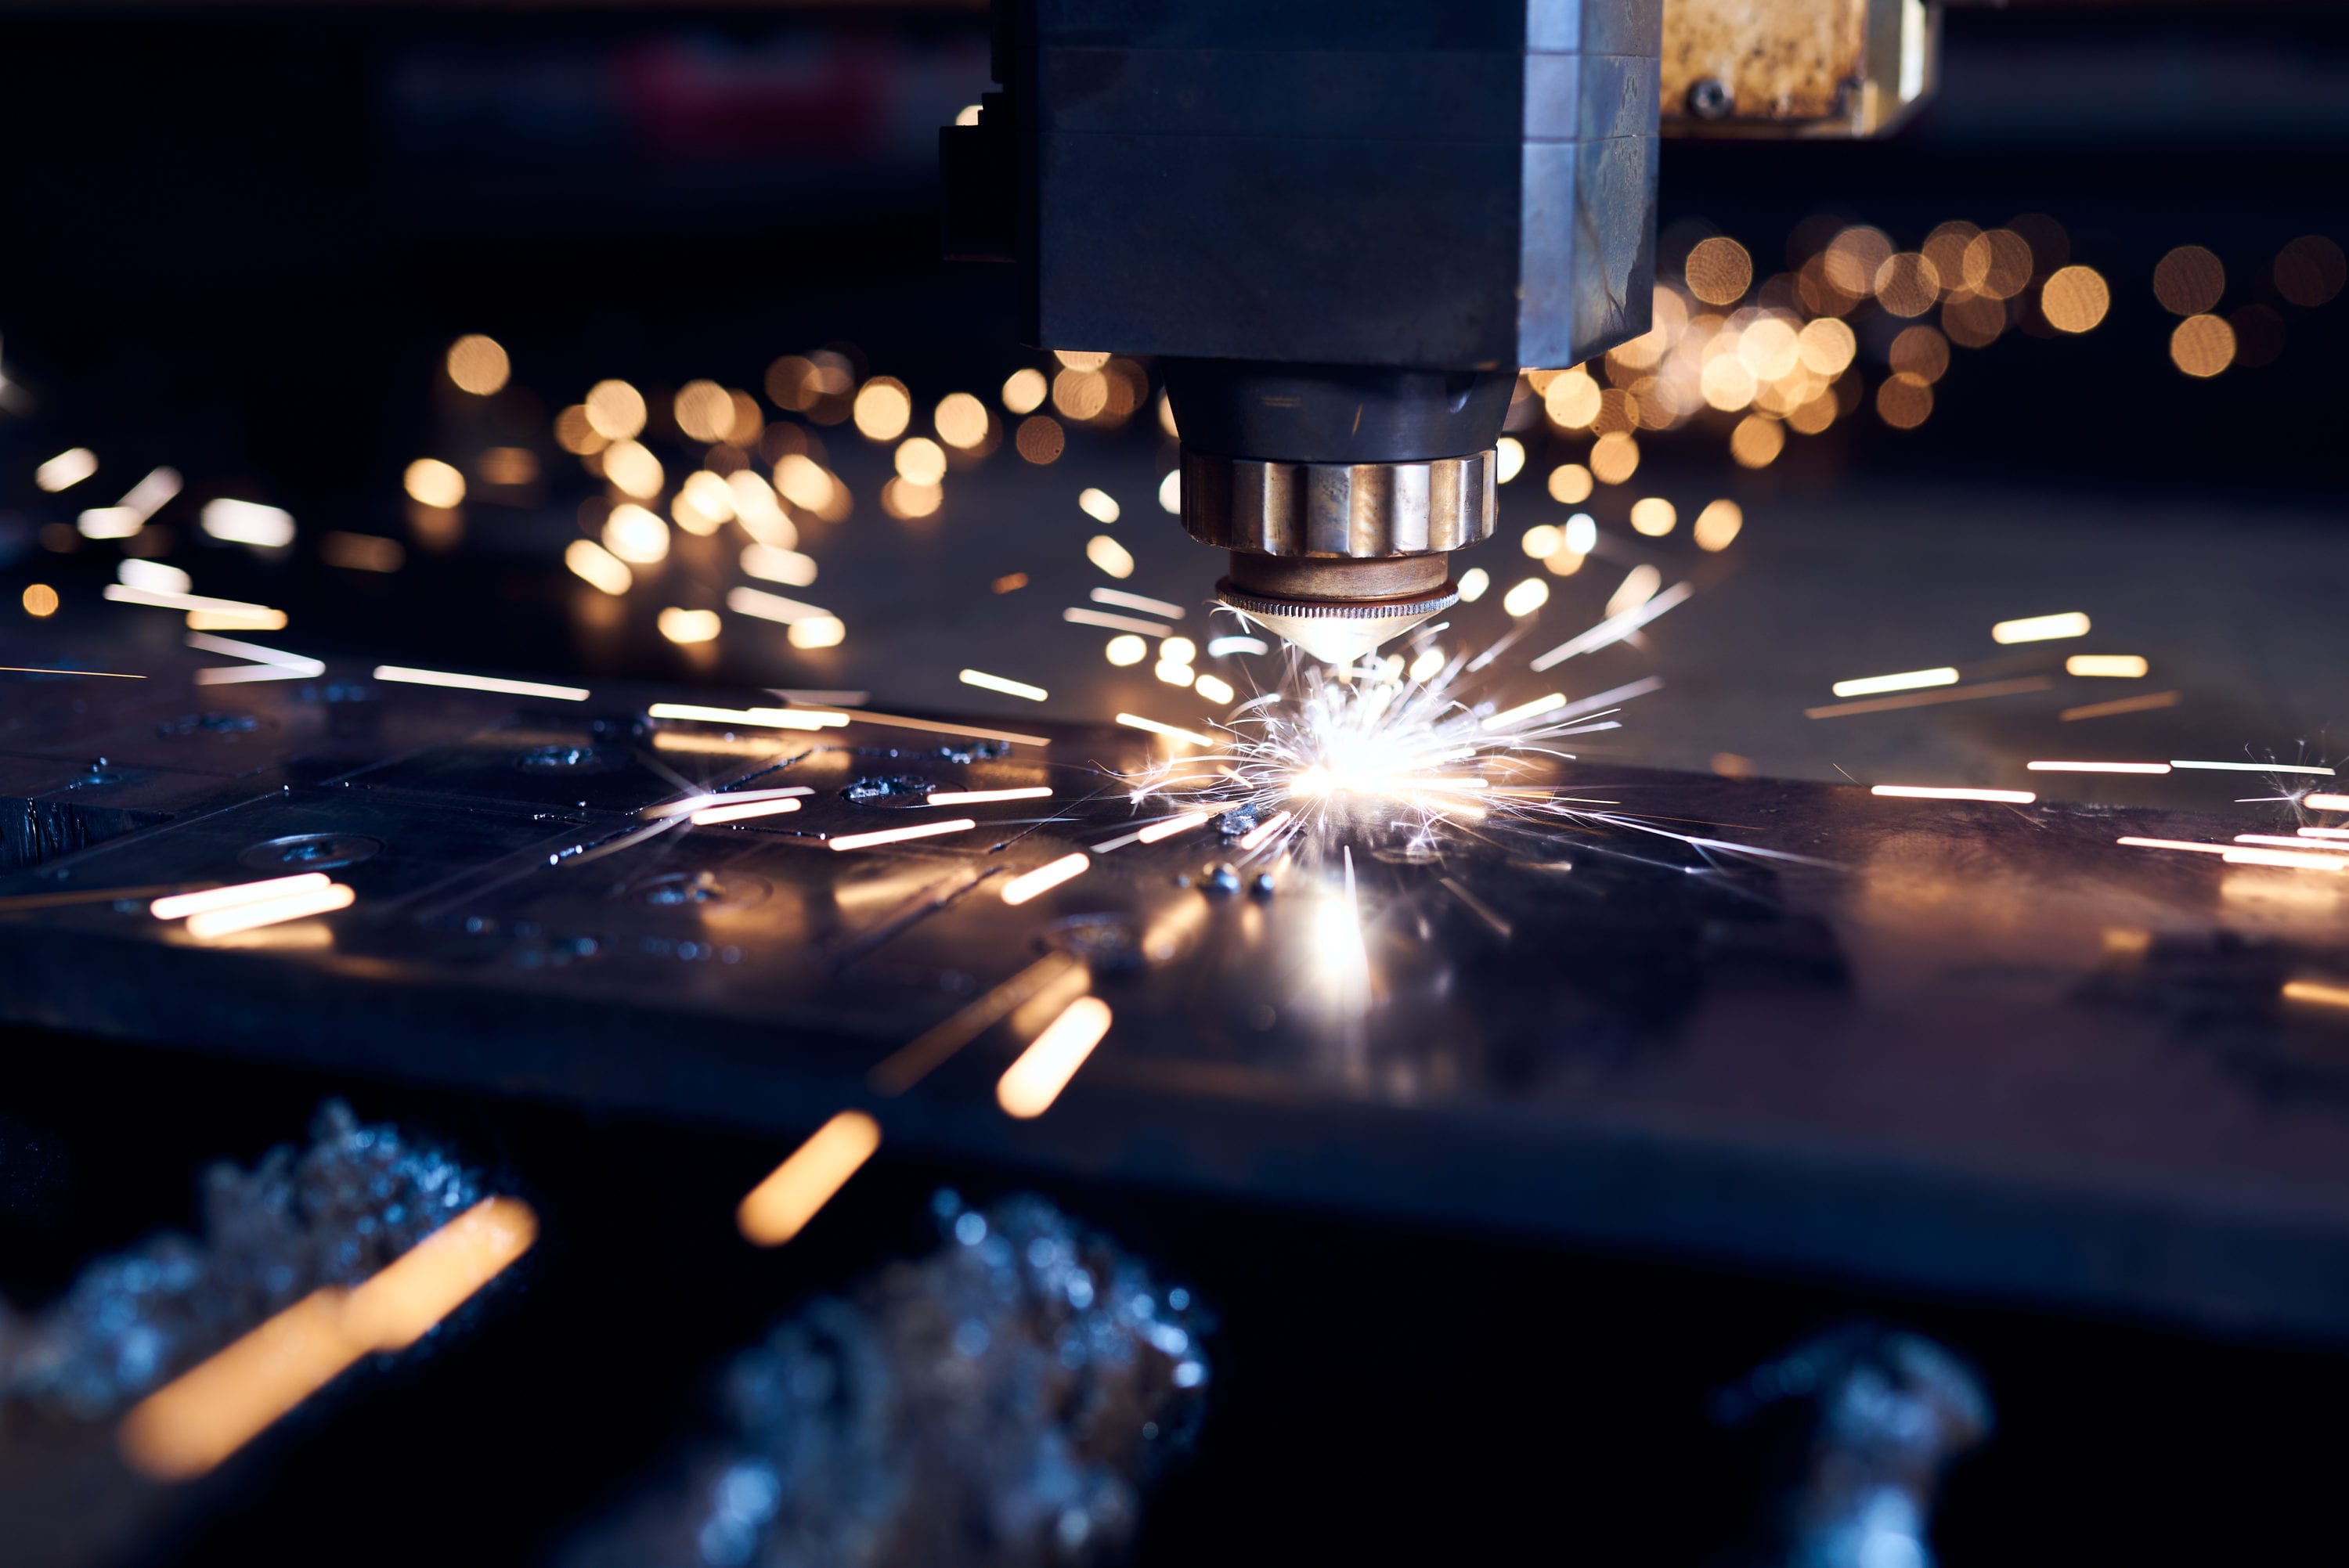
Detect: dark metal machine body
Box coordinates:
(945, 0, 1663, 659)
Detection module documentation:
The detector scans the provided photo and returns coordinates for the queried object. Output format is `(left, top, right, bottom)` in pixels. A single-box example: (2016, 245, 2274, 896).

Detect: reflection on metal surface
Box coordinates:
(1871, 785, 2034, 804)
(117, 1196, 536, 1480)
(1990, 611, 2090, 644)
(1000, 852, 1089, 906)
(1833, 666, 1958, 699)
(149, 872, 329, 921)
(735, 1111, 882, 1245)
(829, 819, 976, 852)
(182, 881, 355, 940)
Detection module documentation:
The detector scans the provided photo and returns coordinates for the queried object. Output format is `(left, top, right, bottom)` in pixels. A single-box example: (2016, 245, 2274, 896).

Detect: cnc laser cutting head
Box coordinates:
(944, 0, 1664, 664)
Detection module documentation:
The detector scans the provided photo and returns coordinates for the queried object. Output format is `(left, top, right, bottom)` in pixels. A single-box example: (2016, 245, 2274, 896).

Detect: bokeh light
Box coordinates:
(2152, 246, 2225, 315)
(1001, 369, 1048, 413)
(934, 392, 989, 449)
(1546, 463, 1593, 503)
(852, 377, 912, 441)
(402, 458, 465, 508)
(21, 583, 59, 617)
(895, 438, 947, 485)
(1589, 432, 1640, 485)
(1889, 325, 1951, 384)
(674, 380, 734, 444)
(1629, 497, 1676, 536)
(1014, 416, 1066, 464)
(2040, 265, 2111, 333)
(1875, 372, 1935, 428)
(584, 380, 648, 440)
(445, 335, 510, 396)
(1729, 414, 1784, 467)
(1685, 236, 1753, 305)
(2274, 236, 2346, 307)
(1692, 499, 1743, 551)
(2168, 313, 2237, 377)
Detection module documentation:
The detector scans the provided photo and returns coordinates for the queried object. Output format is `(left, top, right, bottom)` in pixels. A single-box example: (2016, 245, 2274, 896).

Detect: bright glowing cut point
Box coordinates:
(2170, 759, 2336, 776)
(1117, 713, 1214, 748)
(2066, 654, 2148, 678)
(959, 669, 1048, 702)
(1001, 852, 1090, 905)
(152, 874, 331, 921)
(829, 819, 976, 852)
(998, 997, 1113, 1119)
(1091, 586, 1184, 619)
(2026, 761, 2170, 774)
(1833, 667, 1959, 698)
(185, 881, 355, 939)
(374, 665, 588, 701)
(1871, 785, 2037, 804)
(1992, 611, 2091, 643)
(1456, 568, 1489, 603)
(35, 448, 96, 492)
(200, 499, 294, 547)
(736, 1112, 881, 1245)
(690, 798, 803, 825)
(929, 786, 1052, 806)
(1105, 635, 1147, 666)
(1086, 535, 1135, 579)
(1078, 487, 1120, 524)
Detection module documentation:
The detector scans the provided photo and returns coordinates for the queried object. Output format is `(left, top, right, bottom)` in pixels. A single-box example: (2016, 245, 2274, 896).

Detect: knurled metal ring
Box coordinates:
(1182, 450, 1496, 557)
(1214, 579, 1460, 623)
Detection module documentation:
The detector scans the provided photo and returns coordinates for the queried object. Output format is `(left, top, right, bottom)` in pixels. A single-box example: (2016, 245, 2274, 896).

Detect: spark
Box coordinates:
(1833, 666, 1960, 698)
(2238, 834, 2339, 849)
(959, 669, 1048, 701)
(1117, 713, 1216, 748)
(2066, 654, 2148, 677)
(792, 705, 1048, 747)
(829, 819, 976, 852)
(997, 996, 1112, 1119)
(150, 874, 330, 921)
(1086, 535, 1135, 578)
(1528, 581, 1691, 669)
(2170, 759, 2337, 777)
(928, 786, 1053, 806)
(105, 583, 283, 620)
(646, 787, 814, 819)
(2283, 979, 2349, 1011)
(2227, 847, 2348, 871)
(1237, 809, 1294, 850)
(1807, 676, 2051, 719)
(183, 881, 355, 939)
(2300, 827, 2349, 840)
(870, 952, 1086, 1094)
(2060, 690, 2180, 720)
(200, 499, 296, 548)
(1064, 606, 1173, 636)
(0, 665, 144, 679)
(189, 631, 323, 684)
(2308, 795, 2349, 812)
(2026, 760, 2171, 774)
(1992, 611, 2091, 643)
(1137, 810, 1213, 843)
(2116, 836, 2228, 856)
(1482, 692, 1566, 731)
(647, 702, 844, 731)
(34, 447, 96, 492)
(690, 798, 803, 825)
(1871, 785, 2037, 803)
(727, 585, 833, 626)
(373, 665, 588, 701)
(1001, 852, 1090, 904)
(1092, 586, 1185, 618)
(735, 1112, 881, 1245)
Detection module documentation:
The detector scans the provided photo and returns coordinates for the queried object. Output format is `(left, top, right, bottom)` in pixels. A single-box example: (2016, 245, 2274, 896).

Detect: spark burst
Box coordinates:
(1114, 625, 1648, 871)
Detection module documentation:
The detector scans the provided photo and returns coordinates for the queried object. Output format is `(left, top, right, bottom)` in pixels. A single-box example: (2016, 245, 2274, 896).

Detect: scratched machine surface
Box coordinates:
(5, 645, 2349, 1343)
